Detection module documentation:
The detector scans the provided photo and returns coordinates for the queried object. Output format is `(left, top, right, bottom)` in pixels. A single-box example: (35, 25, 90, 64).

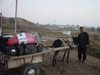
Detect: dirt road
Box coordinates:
(39, 50, 100, 75)
(0, 50, 100, 75)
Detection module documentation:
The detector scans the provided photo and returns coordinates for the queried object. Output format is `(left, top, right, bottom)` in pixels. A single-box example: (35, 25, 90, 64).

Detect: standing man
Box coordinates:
(78, 27, 89, 63)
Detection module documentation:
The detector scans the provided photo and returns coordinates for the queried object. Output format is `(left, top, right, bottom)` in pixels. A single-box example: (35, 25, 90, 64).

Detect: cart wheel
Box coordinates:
(21, 63, 40, 75)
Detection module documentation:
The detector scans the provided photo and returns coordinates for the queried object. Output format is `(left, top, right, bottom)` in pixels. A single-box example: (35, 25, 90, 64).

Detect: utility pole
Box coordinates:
(53, 19, 56, 30)
(0, 13, 2, 36)
(15, 0, 17, 33)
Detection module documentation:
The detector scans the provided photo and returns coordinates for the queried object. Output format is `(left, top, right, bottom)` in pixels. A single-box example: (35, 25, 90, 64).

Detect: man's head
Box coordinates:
(80, 27, 84, 33)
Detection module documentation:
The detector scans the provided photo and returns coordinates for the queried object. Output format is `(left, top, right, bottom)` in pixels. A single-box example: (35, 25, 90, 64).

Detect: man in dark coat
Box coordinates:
(78, 27, 89, 63)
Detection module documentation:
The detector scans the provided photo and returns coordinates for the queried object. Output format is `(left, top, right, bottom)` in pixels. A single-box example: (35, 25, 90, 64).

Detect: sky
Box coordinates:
(0, 0, 100, 27)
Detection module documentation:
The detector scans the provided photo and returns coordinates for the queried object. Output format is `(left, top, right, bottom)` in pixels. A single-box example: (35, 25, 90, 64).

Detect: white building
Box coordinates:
(63, 31, 71, 35)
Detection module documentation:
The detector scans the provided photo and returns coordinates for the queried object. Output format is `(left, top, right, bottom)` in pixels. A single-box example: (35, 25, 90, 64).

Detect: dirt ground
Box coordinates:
(0, 50, 100, 75)
(39, 50, 100, 75)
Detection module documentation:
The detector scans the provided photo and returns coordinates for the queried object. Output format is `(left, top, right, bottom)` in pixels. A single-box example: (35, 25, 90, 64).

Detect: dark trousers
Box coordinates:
(78, 45, 87, 61)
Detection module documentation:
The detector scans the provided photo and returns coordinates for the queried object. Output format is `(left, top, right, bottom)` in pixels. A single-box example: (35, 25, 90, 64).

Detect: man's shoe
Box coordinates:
(82, 61, 85, 63)
(78, 60, 81, 62)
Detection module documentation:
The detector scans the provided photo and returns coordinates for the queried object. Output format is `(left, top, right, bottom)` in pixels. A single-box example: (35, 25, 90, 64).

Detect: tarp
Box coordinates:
(8, 32, 35, 45)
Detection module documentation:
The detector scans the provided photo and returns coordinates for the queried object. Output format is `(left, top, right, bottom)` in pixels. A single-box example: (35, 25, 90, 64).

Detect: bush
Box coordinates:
(87, 45, 100, 59)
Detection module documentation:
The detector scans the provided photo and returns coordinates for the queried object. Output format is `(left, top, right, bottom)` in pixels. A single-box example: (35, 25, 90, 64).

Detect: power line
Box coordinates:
(1, 0, 15, 13)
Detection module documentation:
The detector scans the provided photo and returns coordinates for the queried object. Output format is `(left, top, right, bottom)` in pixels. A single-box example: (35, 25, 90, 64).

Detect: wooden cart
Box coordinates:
(0, 46, 70, 75)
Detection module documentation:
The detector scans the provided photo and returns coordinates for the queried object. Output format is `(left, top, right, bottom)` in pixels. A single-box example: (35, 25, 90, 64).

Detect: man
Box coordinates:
(78, 27, 89, 63)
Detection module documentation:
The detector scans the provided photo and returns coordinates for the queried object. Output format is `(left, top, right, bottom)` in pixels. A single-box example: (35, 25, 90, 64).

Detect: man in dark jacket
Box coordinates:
(78, 27, 89, 63)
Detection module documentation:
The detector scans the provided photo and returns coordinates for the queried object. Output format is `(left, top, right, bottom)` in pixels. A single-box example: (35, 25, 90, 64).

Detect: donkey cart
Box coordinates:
(0, 46, 72, 75)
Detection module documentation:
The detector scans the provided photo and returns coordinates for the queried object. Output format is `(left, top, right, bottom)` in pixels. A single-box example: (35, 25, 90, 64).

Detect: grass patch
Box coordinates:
(2, 25, 14, 29)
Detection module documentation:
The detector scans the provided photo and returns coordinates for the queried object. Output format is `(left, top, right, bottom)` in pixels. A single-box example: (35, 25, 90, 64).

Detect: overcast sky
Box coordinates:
(0, 0, 100, 27)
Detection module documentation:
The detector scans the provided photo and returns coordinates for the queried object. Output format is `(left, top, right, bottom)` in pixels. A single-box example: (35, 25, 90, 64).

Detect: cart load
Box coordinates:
(0, 32, 43, 56)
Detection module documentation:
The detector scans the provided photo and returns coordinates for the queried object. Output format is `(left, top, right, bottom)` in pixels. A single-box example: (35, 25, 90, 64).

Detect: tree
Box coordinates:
(91, 27, 95, 32)
(97, 27, 100, 32)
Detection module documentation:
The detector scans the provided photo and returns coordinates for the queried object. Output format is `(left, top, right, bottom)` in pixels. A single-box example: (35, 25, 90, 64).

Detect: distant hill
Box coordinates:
(2, 17, 69, 37)
(2, 17, 50, 34)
